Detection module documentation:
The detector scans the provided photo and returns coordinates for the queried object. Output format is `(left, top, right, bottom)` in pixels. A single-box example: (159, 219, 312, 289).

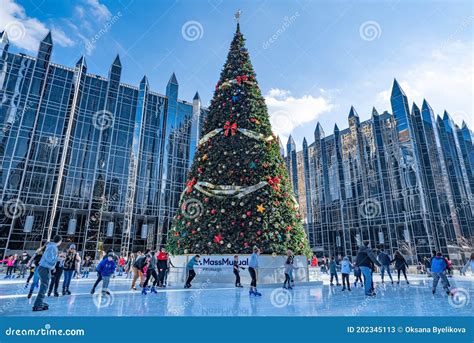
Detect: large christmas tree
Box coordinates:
(167, 22, 310, 256)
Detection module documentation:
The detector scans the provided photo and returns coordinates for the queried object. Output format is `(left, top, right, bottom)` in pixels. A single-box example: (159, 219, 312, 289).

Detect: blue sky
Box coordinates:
(1, 0, 473, 149)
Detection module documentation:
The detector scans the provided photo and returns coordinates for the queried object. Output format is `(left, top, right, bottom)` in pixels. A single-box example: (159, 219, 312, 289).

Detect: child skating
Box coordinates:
(341, 256, 352, 291)
(233, 255, 245, 287)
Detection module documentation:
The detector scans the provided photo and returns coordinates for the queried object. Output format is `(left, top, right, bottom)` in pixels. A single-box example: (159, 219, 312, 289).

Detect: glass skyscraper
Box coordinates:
(286, 80, 473, 265)
(0, 31, 207, 258)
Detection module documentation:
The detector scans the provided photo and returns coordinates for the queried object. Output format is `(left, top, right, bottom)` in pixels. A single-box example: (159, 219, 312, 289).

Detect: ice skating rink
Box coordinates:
(0, 273, 471, 317)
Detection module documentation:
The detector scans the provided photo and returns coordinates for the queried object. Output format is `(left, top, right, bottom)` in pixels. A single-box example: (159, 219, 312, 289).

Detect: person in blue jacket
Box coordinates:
(431, 252, 452, 296)
(32, 235, 62, 312)
(184, 255, 200, 288)
(96, 253, 116, 295)
(377, 248, 393, 284)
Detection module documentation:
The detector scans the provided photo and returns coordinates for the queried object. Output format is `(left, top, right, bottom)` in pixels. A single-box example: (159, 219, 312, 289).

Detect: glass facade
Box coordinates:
(286, 80, 473, 265)
(0, 32, 207, 258)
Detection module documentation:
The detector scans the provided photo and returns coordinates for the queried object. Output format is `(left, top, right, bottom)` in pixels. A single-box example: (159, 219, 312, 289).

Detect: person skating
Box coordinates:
(248, 247, 261, 296)
(131, 253, 148, 290)
(47, 250, 65, 297)
(157, 248, 169, 287)
(4, 255, 15, 278)
(341, 256, 352, 291)
(164, 256, 175, 287)
(355, 240, 381, 296)
(184, 255, 200, 289)
(82, 256, 92, 278)
(91, 249, 114, 294)
(353, 265, 363, 287)
(431, 252, 452, 296)
(26, 245, 46, 297)
(125, 253, 135, 279)
(329, 256, 341, 286)
(142, 252, 159, 295)
(97, 253, 116, 294)
(32, 235, 62, 312)
(62, 244, 79, 295)
(391, 250, 409, 284)
(18, 252, 30, 278)
(117, 255, 125, 276)
(377, 248, 394, 284)
(283, 249, 295, 289)
(233, 255, 245, 287)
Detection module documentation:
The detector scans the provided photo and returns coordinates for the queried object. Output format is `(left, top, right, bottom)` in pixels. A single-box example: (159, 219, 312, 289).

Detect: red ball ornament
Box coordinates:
(239, 232, 244, 237)
(257, 230, 262, 236)
(244, 242, 249, 247)
(211, 208, 217, 215)
(204, 198, 209, 203)
(286, 225, 293, 232)
(246, 211, 251, 216)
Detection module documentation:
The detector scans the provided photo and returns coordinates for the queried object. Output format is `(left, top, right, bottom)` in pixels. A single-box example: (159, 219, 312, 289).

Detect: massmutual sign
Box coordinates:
(198, 255, 249, 268)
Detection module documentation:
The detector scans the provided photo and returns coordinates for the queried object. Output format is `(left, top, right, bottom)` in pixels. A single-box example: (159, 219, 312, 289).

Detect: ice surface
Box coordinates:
(0, 273, 471, 317)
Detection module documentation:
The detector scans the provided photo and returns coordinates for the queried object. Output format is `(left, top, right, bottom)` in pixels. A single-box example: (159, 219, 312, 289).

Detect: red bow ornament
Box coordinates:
(236, 75, 248, 85)
(224, 121, 237, 136)
(267, 176, 281, 191)
(186, 178, 197, 193)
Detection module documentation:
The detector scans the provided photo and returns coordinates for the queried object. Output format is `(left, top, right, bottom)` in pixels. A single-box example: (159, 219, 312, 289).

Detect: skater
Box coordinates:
(32, 235, 62, 312)
(185, 255, 200, 289)
(18, 252, 30, 278)
(82, 256, 92, 278)
(355, 240, 381, 296)
(377, 248, 393, 284)
(311, 255, 318, 268)
(91, 249, 114, 294)
(131, 253, 148, 290)
(329, 256, 340, 286)
(4, 255, 15, 278)
(391, 250, 409, 284)
(117, 255, 125, 276)
(431, 252, 452, 295)
(142, 252, 159, 294)
(341, 256, 352, 291)
(233, 255, 245, 287)
(157, 248, 169, 287)
(48, 250, 66, 297)
(461, 252, 474, 275)
(423, 257, 432, 276)
(97, 253, 116, 294)
(283, 250, 294, 289)
(62, 244, 79, 295)
(125, 253, 135, 279)
(353, 265, 363, 287)
(164, 255, 175, 286)
(248, 247, 261, 296)
(26, 245, 46, 298)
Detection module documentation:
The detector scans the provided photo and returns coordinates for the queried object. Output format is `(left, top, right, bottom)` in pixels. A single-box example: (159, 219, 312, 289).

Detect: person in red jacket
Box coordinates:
(157, 248, 169, 287)
(118, 256, 126, 276)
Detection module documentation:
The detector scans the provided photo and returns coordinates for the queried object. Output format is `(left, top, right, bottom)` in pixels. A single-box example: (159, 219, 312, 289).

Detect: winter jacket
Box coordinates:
(377, 252, 391, 266)
(186, 258, 197, 270)
(284, 255, 295, 274)
(133, 256, 147, 271)
(355, 246, 381, 268)
(157, 252, 168, 269)
(391, 255, 408, 270)
(430, 256, 447, 273)
(329, 260, 338, 274)
(249, 253, 258, 269)
(39, 242, 59, 270)
(97, 259, 116, 277)
(341, 258, 352, 274)
(19, 254, 30, 266)
(147, 254, 157, 271)
(63, 251, 79, 271)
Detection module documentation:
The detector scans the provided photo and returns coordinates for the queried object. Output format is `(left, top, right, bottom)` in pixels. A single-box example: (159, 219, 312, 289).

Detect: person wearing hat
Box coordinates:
(62, 243, 79, 295)
(96, 253, 116, 295)
(91, 249, 115, 294)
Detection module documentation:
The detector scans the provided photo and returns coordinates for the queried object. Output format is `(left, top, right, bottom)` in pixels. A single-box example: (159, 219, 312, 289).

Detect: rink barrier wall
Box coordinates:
(167, 255, 309, 284)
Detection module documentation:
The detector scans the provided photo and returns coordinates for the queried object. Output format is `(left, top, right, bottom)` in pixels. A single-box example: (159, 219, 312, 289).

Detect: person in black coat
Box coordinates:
(391, 250, 409, 284)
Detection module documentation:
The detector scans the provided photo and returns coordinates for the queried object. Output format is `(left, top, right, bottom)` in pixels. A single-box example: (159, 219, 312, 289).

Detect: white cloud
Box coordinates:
(265, 88, 333, 142)
(0, 0, 74, 51)
(375, 41, 473, 127)
(84, 0, 112, 22)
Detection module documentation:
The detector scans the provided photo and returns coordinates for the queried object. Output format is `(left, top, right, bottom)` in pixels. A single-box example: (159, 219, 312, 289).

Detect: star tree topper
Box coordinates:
(234, 9, 242, 23)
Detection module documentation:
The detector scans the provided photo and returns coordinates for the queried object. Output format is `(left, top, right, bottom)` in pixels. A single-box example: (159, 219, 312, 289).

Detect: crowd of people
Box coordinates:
(1, 237, 473, 312)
